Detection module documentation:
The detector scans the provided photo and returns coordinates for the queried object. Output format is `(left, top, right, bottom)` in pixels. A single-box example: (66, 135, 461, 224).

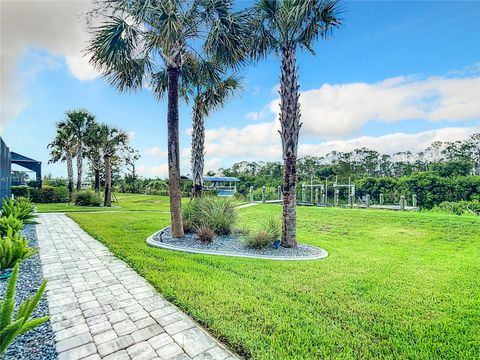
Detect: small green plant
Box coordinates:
(184, 196, 237, 236)
(1, 198, 35, 223)
(0, 229, 36, 271)
(73, 191, 101, 206)
(0, 262, 49, 355)
(0, 215, 23, 237)
(259, 215, 281, 240)
(243, 229, 273, 249)
(196, 224, 215, 243)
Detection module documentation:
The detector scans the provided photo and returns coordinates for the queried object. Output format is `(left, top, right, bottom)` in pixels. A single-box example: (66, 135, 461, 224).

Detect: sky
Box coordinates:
(1, 0, 479, 179)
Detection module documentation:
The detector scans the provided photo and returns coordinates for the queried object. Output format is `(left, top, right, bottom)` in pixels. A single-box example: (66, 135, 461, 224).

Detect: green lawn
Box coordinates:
(35, 193, 172, 213)
(65, 204, 479, 359)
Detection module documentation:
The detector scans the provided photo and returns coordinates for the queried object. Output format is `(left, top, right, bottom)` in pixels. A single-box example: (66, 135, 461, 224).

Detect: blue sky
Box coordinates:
(1, 0, 479, 179)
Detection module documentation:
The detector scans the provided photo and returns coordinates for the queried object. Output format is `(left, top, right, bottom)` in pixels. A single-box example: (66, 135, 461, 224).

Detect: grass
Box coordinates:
(65, 203, 480, 359)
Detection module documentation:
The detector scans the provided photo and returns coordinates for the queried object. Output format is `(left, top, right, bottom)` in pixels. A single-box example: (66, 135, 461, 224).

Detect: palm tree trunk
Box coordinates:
(167, 67, 184, 237)
(279, 46, 302, 248)
(94, 168, 100, 195)
(191, 98, 204, 198)
(66, 154, 74, 200)
(104, 155, 112, 207)
(76, 145, 83, 191)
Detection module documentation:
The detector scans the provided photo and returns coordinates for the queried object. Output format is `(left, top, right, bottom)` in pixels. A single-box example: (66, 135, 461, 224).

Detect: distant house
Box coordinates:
(181, 175, 240, 196)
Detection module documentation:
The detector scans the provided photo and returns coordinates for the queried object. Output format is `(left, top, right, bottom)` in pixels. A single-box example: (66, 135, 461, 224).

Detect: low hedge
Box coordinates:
(13, 186, 70, 203)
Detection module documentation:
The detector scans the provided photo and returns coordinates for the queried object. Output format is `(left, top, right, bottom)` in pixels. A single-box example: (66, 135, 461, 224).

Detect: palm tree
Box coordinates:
(249, 0, 342, 247)
(59, 110, 96, 191)
(47, 127, 76, 198)
(87, 0, 246, 237)
(85, 123, 103, 194)
(154, 57, 242, 197)
(96, 124, 128, 207)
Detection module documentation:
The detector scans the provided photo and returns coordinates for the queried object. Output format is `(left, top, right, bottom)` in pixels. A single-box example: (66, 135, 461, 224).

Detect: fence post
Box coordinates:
(348, 194, 353, 208)
(321, 192, 325, 204)
(366, 194, 370, 208)
(249, 186, 253, 203)
(379, 193, 384, 205)
(400, 195, 406, 210)
(412, 194, 417, 207)
(315, 188, 319, 205)
(334, 189, 339, 207)
(262, 186, 266, 203)
(302, 183, 306, 203)
(278, 185, 282, 200)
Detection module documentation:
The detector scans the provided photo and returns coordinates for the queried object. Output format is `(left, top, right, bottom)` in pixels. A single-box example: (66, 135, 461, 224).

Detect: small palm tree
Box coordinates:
(154, 57, 242, 197)
(87, 0, 247, 237)
(59, 110, 96, 191)
(47, 127, 76, 197)
(249, 0, 342, 247)
(95, 124, 128, 207)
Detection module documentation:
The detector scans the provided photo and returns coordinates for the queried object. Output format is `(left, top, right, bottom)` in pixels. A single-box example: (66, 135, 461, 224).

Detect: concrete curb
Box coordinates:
(146, 227, 328, 261)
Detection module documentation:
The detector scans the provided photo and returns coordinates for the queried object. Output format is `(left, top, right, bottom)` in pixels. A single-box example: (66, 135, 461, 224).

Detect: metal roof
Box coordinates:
(181, 175, 240, 182)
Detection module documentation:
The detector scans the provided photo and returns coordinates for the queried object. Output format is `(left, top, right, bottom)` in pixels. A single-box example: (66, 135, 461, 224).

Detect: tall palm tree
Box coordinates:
(249, 0, 342, 247)
(85, 123, 103, 194)
(87, 0, 246, 237)
(59, 110, 96, 191)
(96, 124, 128, 207)
(47, 127, 76, 198)
(154, 57, 242, 197)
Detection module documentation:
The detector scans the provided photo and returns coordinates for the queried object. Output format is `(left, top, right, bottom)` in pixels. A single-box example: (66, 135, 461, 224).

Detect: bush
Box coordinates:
(1, 197, 35, 222)
(0, 215, 23, 237)
(259, 216, 281, 240)
(196, 224, 215, 243)
(183, 196, 238, 235)
(11, 186, 30, 198)
(243, 230, 273, 249)
(433, 200, 480, 216)
(73, 191, 101, 206)
(0, 229, 36, 271)
(0, 262, 48, 355)
(29, 186, 69, 203)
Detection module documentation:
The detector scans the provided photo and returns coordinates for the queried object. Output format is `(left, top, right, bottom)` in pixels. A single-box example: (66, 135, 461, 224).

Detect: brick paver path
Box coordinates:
(36, 213, 238, 360)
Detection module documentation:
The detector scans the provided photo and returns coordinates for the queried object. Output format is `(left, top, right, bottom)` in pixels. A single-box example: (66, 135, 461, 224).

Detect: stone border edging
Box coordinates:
(146, 227, 328, 261)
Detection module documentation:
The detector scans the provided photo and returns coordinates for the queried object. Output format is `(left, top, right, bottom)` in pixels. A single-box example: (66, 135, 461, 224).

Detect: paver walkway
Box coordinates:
(36, 213, 238, 360)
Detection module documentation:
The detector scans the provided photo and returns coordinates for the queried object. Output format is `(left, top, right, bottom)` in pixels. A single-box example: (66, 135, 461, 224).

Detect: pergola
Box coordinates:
(181, 175, 240, 196)
(11, 152, 42, 187)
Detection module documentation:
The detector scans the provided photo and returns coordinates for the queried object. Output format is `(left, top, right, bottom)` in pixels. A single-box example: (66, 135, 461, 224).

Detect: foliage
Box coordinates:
(242, 215, 280, 249)
(195, 224, 215, 243)
(433, 200, 480, 216)
(73, 191, 101, 207)
(29, 186, 69, 203)
(429, 160, 473, 177)
(11, 186, 30, 198)
(68, 205, 480, 359)
(1, 198, 35, 222)
(0, 229, 36, 271)
(183, 196, 237, 235)
(0, 263, 48, 355)
(0, 216, 23, 237)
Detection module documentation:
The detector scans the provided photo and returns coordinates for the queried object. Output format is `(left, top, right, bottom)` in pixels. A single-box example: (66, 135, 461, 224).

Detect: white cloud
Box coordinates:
(145, 147, 168, 157)
(137, 164, 169, 178)
(1, 0, 97, 128)
(266, 73, 480, 138)
(127, 131, 136, 141)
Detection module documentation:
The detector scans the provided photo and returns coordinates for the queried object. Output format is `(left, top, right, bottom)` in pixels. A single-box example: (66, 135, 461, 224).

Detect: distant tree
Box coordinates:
(58, 110, 96, 191)
(48, 127, 76, 197)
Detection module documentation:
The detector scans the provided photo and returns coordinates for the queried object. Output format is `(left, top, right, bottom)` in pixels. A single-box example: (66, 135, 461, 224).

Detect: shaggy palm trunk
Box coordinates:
(66, 154, 74, 199)
(104, 155, 112, 207)
(191, 98, 205, 198)
(279, 46, 301, 248)
(167, 67, 184, 237)
(76, 145, 83, 191)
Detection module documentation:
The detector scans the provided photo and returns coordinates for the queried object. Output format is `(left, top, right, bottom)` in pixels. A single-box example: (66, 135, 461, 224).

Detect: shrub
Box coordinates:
(433, 200, 480, 216)
(0, 215, 23, 237)
(1, 197, 35, 222)
(259, 216, 281, 241)
(11, 186, 30, 198)
(0, 262, 48, 355)
(0, 229, 36, 270)
(29, 186, 69, 203)
(73, 191, 101, 206)
(196, 224, 215, 243)
(184, 196, 238, 235)
(243, 229, 273, 249)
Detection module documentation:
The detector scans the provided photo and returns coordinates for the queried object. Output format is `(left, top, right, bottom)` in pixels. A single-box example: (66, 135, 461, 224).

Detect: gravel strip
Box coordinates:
(153, 227, 327, 259)
(0, 224, 57, 360)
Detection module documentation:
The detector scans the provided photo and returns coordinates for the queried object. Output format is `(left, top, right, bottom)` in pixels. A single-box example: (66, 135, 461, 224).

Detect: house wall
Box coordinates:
(0, 137, 12, 206)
